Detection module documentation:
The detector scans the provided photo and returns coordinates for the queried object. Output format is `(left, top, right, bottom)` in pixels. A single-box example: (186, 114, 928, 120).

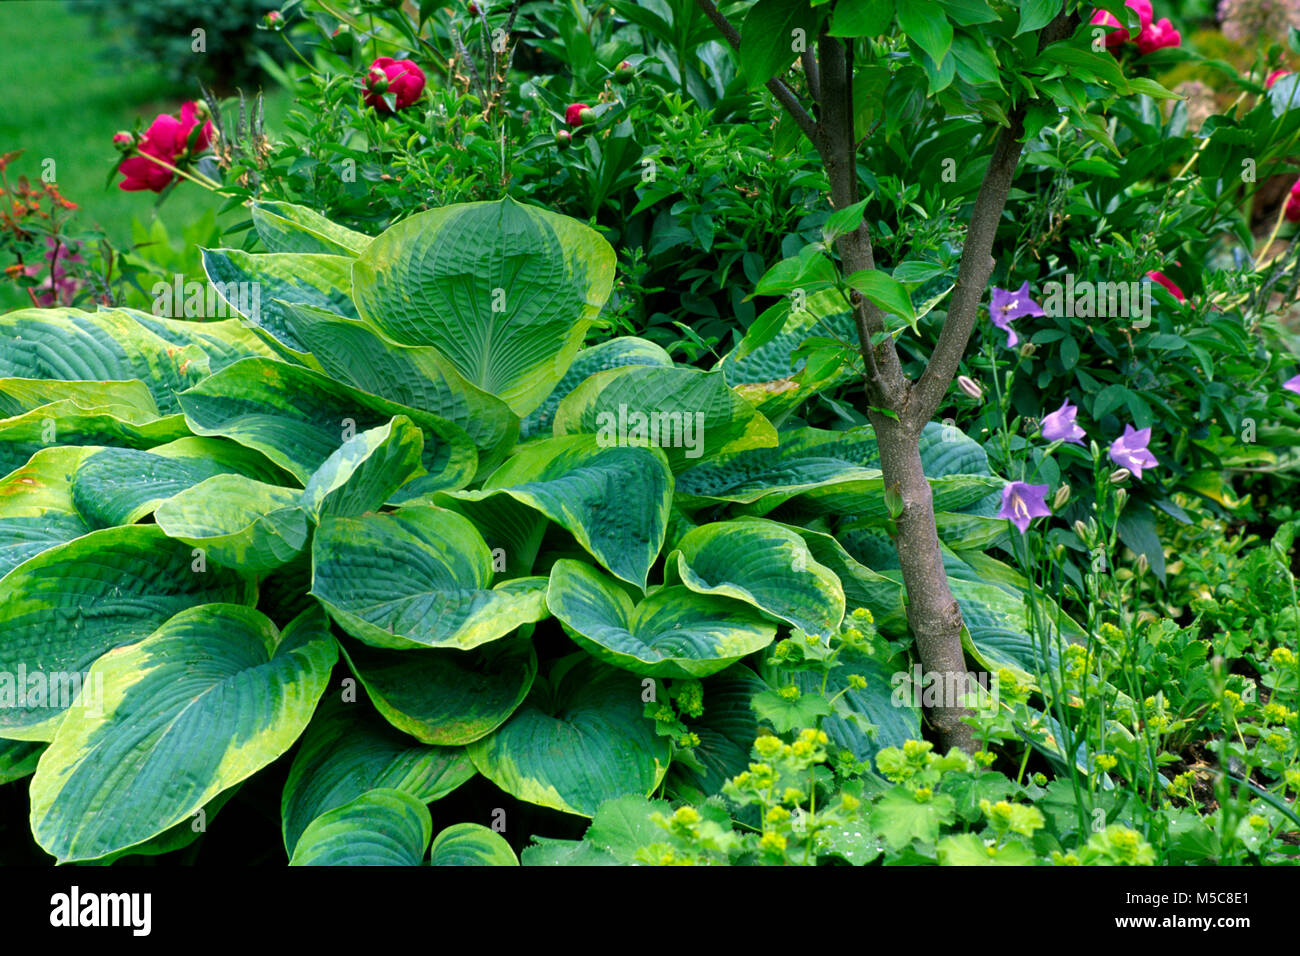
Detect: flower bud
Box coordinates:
(468, 1, 482, 14)
(1073, 519, 1089, 542)
(263, 11, 283, 30)
(1114, 487, 1128, 509)
(555, 129, 571, 148)
(331, 24, 354, 53)
(1135, 553, 1149, 576)
(1019, 342, 1037, 358)
(368, 69, 390, 93)
(614, 60, 634, 84)
(957, 375, 983, 401)
(112, 131, 135, 152)
(1108, 467, 1130, 484)
(578, 106, 597, 126)
(1052, 484, 1071, 510)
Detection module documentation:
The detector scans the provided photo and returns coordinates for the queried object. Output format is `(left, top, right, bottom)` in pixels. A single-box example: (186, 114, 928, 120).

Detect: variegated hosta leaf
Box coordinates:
(281, 695, 475, 856)
(432, 493, 549, 578)
(300, 416, 425, 521)
(0, 525, 256, 740)
(0, 738, 44, 785)
(0, 377, 160, 421)
(0, 446, 97, 580)
(520, 336, 674, 440)
(675, 426, 882, 511)
(774, 523, 906, 629)
(553, 365, 779, 473)
(467, 655, 669, 817)
(0, 307, 211, 414)
(277, 302, 518, 471)
(352, 197, 617, 416)
(251, 200, 372, 256)
(463, 434, 672, 590)
(0, 402, 190, 478)
(429, 822, 519, 866)
(340, 637, 536, 746)
(108, 308, 282, 373)
(70, 437, 291, 529)
(29, 604, 337, 863)
(311, 506, 549, 651)
(200, 248, 357, 363)
(177, 357, 475, 496)
(669, 517, 846, 638)
(289, 789, 432, 866)
(547, 559, 776, 678)
(154, 474, 310, 573)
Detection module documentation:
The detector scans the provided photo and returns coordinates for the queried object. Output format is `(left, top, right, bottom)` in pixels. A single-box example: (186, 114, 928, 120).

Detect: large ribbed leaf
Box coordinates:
(468, 655, 669, 817)
(300, 417, 425, 521)
(432, 493, 549, 578)
(464, 434, 672, 590)
(352, 197, 616, 416)
(251, 200, 372, 256)
(0, 446, 96, 580)
(177, 357, 475, 495)
(429, 823, 519, 866)
(281, 695, 474, 855)
(0, 738, 43, 785)
(520, 336, 673, 440)
(71, 438, 290, 529)
(0, 377, 159, 420)
(0, 403, 189, 478)
(776, 524, 906, 628)
(0, 308, 210, 414)
(289, 789, 431, 866)
(277, 302, 517, 469)
(340, 637, 536, 745)
(0, 526, 256, 740)
(666, 665, 767, 800)
(154, 474, 310, 572)
(547, 560, 776, 678)
(669, 518, 846, 638)
(200, 248, 356, 361)
(109, 308, 281, 373)
(553, 365, 778, 472)
(29, 604, 336, 863)
(311, 507, 549, 650)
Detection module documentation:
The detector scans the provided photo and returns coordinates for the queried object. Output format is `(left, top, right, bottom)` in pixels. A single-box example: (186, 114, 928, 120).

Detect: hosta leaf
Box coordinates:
(352, 197, 617, 416)
(428, 822, 519, 866)
(177, 357, 475, 494)
(553, 365, 778, 473)
(0, 738, 44, 785)
(0, 377, 159, 420)
(339, 637, 536, 746)
(311, 506, 549, 650)
(0, 402, 190, 478)
(0, 307, 210, 414)
(0, 525, 256, 740)
(200, 248, 357, 362)
(300, 416, 425, 521)
(520, 336, 673, 440)
(71, 437, 290, 529)
(30, 604, 336, 863)
(547, 559, 776, 678)
(281, 695, 475, 855)
(154, 474, 310, 573)
(289, 789, 432, 866)
(432, 493, 548, 578)
(669, 517, 845, 638)
(277, 302, 517, 469)
(109, 309, 282, 373)
(468, 655, 669, 817)
(251, 200, 372, 256)
(467, 434, 672, 589)
(0, 446, 96, 580)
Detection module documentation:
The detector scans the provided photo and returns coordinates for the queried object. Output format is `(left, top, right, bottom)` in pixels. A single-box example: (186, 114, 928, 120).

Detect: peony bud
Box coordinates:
(368, 68, 390, 93)
(112, 131, 135, 152)
(555, 129, 571, 148)
(1108, 467, 1130, 484)
(614, 60, 634, 84)
(1052, 484, 1071, 510)
(578, 106, 597, 126)
(263, 11, 283, 30)
(956, 375, 983, 401)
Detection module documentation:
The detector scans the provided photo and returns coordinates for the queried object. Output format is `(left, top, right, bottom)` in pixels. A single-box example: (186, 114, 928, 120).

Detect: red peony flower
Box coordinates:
(1090, 1, 1153, 47)
(565, 103, 590, 126)
(1135, 17, 1180, 55)
(1146, 270, 1185, 302)
(1266, 69, 1291, 89)
(363, 57, 426, 113)
(1285, 179, 1300, 223)
(117, 101, 214, 193)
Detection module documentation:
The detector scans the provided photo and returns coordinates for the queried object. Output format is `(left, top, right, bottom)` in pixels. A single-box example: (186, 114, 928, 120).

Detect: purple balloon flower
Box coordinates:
(1108, 425, 1157, 479)
(998, 481, 1052, 534)
(1040, 400, 1086, 446)
(1284, 374, 1300, 396)
(989, 281, 1045, 349)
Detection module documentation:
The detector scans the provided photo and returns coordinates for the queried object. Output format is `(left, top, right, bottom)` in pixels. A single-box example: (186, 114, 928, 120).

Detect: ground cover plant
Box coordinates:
(0, 0, 1298, 868)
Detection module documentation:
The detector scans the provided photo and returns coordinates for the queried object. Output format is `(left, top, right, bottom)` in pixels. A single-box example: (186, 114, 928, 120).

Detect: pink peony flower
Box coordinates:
(1285, 179, 1300, 223)
(1090, 1, 1153, 47)
(1136, 17, 1181, 55)
(363, 57, 426, 113)
(1265, 69, 1290, 89)
(565, 103, 591, 126)
(1146, 270, 1185, 302)
(117, 102, 214, 192)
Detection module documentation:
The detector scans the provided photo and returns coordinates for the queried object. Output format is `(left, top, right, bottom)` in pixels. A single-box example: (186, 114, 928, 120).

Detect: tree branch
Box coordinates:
(695, 0, 819, 143)
(801, 46, 820, 103)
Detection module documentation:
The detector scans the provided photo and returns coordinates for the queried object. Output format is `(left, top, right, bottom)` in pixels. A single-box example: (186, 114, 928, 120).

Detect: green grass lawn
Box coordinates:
(0, 1, 291, 308)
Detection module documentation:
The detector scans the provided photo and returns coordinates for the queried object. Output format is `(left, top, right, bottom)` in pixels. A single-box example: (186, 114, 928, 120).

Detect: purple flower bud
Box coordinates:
(957, 375, 983, 400)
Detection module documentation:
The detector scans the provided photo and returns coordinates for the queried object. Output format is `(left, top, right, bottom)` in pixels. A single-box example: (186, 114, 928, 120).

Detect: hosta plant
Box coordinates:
(0, 197, 1076, 864)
